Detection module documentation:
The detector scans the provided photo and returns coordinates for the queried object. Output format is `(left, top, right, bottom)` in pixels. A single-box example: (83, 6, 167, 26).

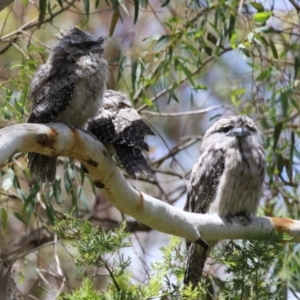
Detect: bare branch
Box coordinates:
(141, 105, 225, 117)
(0, 123, 299, 243)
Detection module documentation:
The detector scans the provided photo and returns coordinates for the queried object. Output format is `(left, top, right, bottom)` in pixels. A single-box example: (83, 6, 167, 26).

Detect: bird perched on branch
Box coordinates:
(87, 90, 155, 179)
(27, 27, 108, 182)
(184, 115, 265, 288)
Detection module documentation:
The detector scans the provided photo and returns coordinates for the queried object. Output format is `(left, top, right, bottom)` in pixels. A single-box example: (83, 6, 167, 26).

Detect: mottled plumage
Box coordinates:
(184, 115, 265, 288)
(27, 28, 108, 182)
(87, 90, 154, 179)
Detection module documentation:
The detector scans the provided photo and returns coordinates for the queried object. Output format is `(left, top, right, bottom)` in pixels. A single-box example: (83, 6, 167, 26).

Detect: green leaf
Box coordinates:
(253, 12, 272, 23)
(287, 131, 295, 182)
(142, 95, 153, 107)
(1, 208, 8, 234)
(109, 9, 120, 36)
(175, 58, 195, 86)
(231, 88, 246, 106)
(118, 56, 127, 81)
(280, 91, 288, 118)
(232, 88, 246, 96)
(83, 0, 90, 17)
(269, 39, 278, 59)
(276, 153, 284, 174)
(131, 59, 143, 90)
(95, 0, 100, 8)
(294, 57, 300, 79)
(250, 2, 265, 12)
(168, 89, 179, 103)
(256, 68, 271, 81)
(47, 1, 54, 19)
(39, 0, 46, 23)
(13, 212, 26, 224)
(78, 187, 89, 211)
(204, 46, 212, 56)
(273, 121, 283, 151)
(46, 204, 55, 224)
(56, 0, 63, 8)
(154, 35, 171, 52)
(193, 84, 207, 90)
(230, 31, 237, 49)
(64, 171, 72, 194)
(53, 179, 63, 204)
(71, 194, 78, 215)
(133, 0, 139, 24)
(161, 0, 171, 6)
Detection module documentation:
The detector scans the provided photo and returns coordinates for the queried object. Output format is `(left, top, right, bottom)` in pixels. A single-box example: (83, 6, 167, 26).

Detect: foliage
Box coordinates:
(52, 223, 287, 300)
(0, 0, 300, 298)
(61, 278, 102, 300)
(213, 234, 286, 299)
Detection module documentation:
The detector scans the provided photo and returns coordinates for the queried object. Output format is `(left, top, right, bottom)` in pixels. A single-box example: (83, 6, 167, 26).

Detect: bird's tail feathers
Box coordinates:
(114, 145, 152, 179)
(28, 153, 57, 183)
(184, 243, 208, 288)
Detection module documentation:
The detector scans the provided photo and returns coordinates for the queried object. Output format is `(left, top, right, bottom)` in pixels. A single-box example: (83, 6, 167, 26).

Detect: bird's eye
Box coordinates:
(70, 41, 96, 50)
(77, 42, 93, 50)
(218, 125, 233, 133)
(245, 124, 257, 132)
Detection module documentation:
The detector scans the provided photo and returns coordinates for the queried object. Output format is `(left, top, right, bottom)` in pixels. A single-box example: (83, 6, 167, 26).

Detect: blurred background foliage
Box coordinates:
(0, 0, 300, 298)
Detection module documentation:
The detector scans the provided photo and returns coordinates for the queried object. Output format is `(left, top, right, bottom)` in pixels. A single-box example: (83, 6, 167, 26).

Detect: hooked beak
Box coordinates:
(226, 127, 250, 138)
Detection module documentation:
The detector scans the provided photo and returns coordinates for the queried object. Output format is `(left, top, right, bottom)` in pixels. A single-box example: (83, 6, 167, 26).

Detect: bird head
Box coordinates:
(50, 28, 105, 63)
(201, 116, 263, 151)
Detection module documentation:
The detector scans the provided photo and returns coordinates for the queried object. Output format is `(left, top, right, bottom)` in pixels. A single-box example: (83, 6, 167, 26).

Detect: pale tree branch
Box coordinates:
(0, 123, 299, 243)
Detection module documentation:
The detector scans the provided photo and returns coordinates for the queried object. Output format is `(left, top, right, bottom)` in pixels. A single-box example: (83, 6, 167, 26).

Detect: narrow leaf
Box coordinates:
(250, 2, 265, 12)
(38, 0, 46, 23)
(287, 131, 295, 182)
(273, 121, 282, 151)
(1, 208, 8, 234)
(46, 204, 55, 224)
(269, 39, 278, 59)
(154, 35, 171, 52)
(253, 12, 272, 23)
(83, 0, 90, 17)
(118, 56, 127, 81)
(109, 9, 120, 37)
(133, 0, 139, 24)
(13, 212, 26, 224)
(56, 0, 63, 9)
(280, 91, 288, 118)
(256, 68, 271, 81)
(161, 0, 171, 7)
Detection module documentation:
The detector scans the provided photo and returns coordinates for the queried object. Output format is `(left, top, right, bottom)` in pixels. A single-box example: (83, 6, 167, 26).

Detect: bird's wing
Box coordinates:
(88, 108, 154, 151)
(114, 144, 152, 179)
(27, 69, 75, 123)
(116, 108, 155, 136)
(184, 148, 226, 288)
(185, 148, 225, 214)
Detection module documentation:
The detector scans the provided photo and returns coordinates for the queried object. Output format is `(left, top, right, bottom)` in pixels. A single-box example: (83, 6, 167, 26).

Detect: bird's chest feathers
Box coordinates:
(74, 56, 106, 95)
(54, 57, 106, 128)
(210, 145, 263, 216)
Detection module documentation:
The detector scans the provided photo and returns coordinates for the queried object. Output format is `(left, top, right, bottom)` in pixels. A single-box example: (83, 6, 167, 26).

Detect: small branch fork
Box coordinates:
(0, 123, 299, 243)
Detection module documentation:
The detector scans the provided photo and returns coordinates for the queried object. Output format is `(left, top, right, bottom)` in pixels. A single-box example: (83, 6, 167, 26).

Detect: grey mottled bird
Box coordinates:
(87, 90, 155, 179)
(27, 27, 108, 182)
(184, 115, 265, 288)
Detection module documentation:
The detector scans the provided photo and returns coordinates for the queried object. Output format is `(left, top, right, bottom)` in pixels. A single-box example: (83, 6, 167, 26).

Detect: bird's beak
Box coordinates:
(226, 127, 249, 138)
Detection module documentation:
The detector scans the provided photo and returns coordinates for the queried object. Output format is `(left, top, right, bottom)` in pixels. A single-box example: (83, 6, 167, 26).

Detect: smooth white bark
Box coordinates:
(0, 123, 299, 243)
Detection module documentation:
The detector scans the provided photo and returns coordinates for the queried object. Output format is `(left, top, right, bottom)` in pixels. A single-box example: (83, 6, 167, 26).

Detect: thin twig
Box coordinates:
(137, 48, 232, 112)
(141, 105, 225, 117)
